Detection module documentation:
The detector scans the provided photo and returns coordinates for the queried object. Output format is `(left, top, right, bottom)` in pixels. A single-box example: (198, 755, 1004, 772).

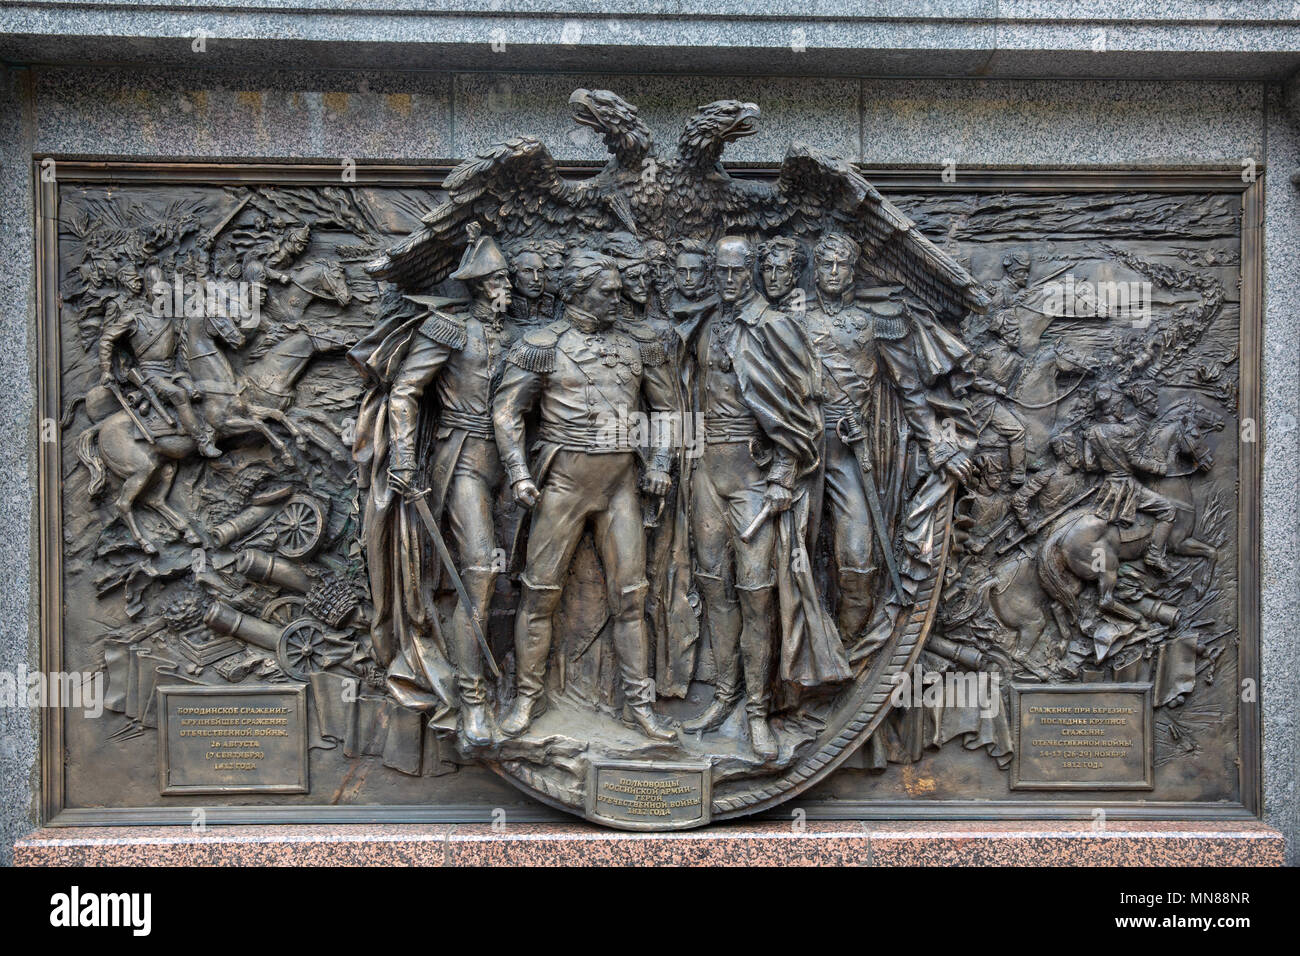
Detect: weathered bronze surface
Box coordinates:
(37, 89, 1259, 829)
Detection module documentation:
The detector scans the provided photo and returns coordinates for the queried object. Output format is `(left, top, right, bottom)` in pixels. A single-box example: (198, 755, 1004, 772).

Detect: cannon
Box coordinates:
(211, 490, 327, 559)
(204, 600, 352, 682)
(237, 547, 360, 628)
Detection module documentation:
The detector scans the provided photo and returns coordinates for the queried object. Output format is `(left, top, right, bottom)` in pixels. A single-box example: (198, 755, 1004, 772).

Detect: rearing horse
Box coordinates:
(76, 275, 349, 554)
(1037, 399, 1222, 624)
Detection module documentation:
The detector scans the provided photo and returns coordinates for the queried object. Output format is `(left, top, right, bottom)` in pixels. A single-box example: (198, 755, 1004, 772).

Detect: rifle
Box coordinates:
(995, 486, 1097, 555)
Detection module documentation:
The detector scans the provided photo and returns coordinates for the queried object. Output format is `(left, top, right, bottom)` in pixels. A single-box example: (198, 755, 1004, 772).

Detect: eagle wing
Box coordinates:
(366, 136, 611, 289)
(728, 142, 990, 321)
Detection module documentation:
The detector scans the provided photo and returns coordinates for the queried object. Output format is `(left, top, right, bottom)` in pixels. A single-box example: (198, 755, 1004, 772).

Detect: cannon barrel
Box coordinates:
(926, 635, 984, 670)
(1132, 596, 1180, 627)
(236, 548, 312, 593)
(211, 504, 281, 547)
(204, 601, 281, 652)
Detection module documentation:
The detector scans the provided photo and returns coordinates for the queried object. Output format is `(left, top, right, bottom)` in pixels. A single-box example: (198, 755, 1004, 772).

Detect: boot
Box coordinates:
(499, 692, 544, 737)
(458, 678, 492, 748)
(609, 582, 675, 741)
(500, 582, 559, 737)
(836, 568, 875, 644)
(684, 575, 742, 733)
(625, 699, 676, 741)
(1144, 521, 1174, 575)
(739, 587, 777, 760)
(749, 715, 779, 761)
(451, 569, 497, 748)
(681, 687, 738, 733)
(195, 427, 222, 458)
(1008, 441, 1027, 486)
(1143, 544, 1171, 575)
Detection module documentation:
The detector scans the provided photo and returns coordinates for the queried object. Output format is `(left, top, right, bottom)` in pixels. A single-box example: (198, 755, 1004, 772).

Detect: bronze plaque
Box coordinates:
(586, 761, 712, 830)
(1011, 683, 1154, 790)
(34, 86, 1260, 830)
(157, 684, 308, 794)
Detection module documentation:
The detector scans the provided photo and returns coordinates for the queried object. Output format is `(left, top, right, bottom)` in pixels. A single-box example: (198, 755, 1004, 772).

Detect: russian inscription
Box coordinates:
(587, 761, 711, 830)
(157, 685, 308, 794)
(1011, 684, 1153, 790)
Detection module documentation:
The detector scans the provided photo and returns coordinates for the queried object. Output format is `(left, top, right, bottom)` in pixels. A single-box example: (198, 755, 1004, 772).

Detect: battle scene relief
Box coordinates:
(47, 89, 1248, 827)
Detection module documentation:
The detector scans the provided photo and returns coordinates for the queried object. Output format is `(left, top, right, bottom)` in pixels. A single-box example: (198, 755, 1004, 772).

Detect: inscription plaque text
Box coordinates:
(158, 684, 309, 794)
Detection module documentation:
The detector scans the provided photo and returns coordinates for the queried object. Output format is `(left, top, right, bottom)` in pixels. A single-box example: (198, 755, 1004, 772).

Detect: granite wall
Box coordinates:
(1, 51, 1296, 864)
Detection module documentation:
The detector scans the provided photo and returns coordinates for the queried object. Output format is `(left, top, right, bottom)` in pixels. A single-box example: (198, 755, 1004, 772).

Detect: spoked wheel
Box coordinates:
(264, 595, 308, 627)
(272, 495, 326, 559)
(277, 618, 330, 682)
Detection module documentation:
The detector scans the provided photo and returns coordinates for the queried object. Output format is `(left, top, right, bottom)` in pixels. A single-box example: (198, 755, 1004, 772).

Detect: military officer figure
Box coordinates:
(384, 224, 515, 748)
(802, 233, 974, 642)
(99, 264, 221, 458)
(493, 249, 678, 740)
(677, 236, 838, 760)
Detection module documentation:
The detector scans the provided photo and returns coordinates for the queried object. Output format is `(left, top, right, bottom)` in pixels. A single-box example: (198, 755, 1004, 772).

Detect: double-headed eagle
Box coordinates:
(366, 88, 988, 321)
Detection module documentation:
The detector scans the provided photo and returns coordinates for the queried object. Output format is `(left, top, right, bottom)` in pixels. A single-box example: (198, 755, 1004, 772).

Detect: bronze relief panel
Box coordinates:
(36, 90, 1257, 828)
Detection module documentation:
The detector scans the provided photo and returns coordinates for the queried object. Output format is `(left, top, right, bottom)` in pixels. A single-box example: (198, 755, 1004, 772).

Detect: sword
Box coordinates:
(836, 417, 906, 601)
(409, 490, 500, 679)
(105, 379, 156, 444)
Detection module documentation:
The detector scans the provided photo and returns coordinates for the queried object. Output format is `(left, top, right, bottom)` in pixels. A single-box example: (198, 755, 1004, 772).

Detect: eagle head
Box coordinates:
(568, 89, 653, 165)
(678, 100, 761, 165)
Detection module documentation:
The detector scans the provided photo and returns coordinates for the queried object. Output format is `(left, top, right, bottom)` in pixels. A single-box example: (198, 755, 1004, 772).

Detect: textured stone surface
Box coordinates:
(12, 821, 1284, 867)
(3, 2, 1300, 78)
(1261, 78, 1300, 869)
(0, 66, 37, 872)
(33, 67, 453, 161)
(860, 78, 1264, 167)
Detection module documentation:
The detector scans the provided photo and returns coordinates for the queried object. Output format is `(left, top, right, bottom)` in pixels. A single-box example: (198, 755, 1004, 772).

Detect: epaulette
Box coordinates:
(620, 322, 667, 366)
(418, 310, 468, 350)
(506, 325, 560, 373)
(873, 312, 908, 341)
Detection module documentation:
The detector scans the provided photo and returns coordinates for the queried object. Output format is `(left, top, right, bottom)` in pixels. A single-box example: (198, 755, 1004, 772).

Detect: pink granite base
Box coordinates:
(13, 820, 1284, 866)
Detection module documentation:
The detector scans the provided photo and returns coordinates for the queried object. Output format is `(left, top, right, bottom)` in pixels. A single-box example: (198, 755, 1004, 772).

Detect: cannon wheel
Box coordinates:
(265, 595, 308, 627)
(277, 617, 329, 682)
(272, 494, 326, 559)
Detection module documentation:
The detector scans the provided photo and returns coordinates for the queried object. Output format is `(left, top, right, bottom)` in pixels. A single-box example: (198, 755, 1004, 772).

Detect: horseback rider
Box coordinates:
(98, 265, 221, 458)
(1079, 409, 1181, 575)
(1011, 430, 1092, 527)
(968, 310, 1029, 485)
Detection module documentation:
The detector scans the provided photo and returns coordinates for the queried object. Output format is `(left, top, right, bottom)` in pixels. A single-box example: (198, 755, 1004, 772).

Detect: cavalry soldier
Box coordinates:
(99, 265, 222, 458)
(493, 250, 678, 740)
(1079, 417, 1182, 575)
(352, 223, 515, 748)
(802, 233, 974, 646)
(967, 310, 1029, 485)
(675, 235, 845, 760)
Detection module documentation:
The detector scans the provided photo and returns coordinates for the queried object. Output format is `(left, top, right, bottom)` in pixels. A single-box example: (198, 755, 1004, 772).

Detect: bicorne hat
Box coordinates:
(451, 222, 508, 281)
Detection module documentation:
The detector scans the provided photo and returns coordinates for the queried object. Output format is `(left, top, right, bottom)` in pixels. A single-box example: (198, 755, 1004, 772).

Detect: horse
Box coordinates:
(1036, 399, 1223, 624)
(76, 271, 349, 554)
